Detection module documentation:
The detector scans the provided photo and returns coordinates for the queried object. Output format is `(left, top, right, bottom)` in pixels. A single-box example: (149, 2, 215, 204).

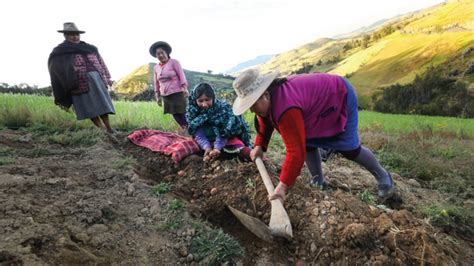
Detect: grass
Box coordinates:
(168, 199, 184, 211)
(245, 177, 255, 189)
(362, 129, 473, 197)
(357, 190, 377, 205)
(0, 94, 179, 132)
(25, 145, 55, 158)
(152, 182, 171, 196)
(190, 227, 244, 265)
(0, 147, 14, 165)
(2, 94, 473, 137)
(46, 128, 103, 146)
(358, 111, 474, 138)
(0, 157, 14, 166)
(161, 214, 184, 230)
(159, 198, 185, 231)
(111, 155, 135, 169)
(420, 204, 473, 237)
(0, 105, 32, 129)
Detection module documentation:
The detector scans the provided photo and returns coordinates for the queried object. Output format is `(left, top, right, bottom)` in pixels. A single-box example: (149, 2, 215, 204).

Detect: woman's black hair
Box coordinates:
(194, 83, 215, 102)
(266, 77, 287, 97)
(253, 77, 288, 136)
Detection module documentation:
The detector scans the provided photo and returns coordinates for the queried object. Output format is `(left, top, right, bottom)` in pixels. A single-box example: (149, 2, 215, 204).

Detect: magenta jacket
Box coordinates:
(154, 58, 188, 97)
(269, 73, 348, 139)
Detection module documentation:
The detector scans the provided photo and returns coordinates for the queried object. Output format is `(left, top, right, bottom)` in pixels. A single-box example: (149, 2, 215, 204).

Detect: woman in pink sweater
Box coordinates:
(149, 41, 188, 130)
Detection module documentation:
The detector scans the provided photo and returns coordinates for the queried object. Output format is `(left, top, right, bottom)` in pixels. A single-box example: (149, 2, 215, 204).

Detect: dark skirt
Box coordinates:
(163, 92, 187, 114)
(72, 71, 115, 120)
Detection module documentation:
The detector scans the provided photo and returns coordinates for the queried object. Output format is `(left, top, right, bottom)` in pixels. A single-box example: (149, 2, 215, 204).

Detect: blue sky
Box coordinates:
(0, 0, 445, 87)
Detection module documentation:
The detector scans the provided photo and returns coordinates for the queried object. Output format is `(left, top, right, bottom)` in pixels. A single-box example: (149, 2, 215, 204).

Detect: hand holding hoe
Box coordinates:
(228, 157, 293, 242)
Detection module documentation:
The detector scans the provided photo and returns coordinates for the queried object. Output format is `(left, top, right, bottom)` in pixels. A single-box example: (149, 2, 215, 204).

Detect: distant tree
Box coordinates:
(294, 62, 313, 74)
(372, 66, 473, 117)
(343, 42, 353, 52)
(362, 34, 371, 48)
(381, 25, 394, 36)
(207, 70, 213, 74)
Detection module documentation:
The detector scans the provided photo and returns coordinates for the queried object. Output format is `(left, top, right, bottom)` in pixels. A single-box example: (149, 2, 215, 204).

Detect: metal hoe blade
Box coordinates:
(228, 205, 274, 243)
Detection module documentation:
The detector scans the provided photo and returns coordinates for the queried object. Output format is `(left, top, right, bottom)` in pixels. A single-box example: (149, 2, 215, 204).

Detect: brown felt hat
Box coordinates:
(57, 22, 85, 34)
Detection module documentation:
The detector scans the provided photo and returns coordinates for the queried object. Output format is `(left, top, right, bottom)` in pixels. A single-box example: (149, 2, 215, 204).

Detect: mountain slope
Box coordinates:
(257, 0, 474, 99)
(114, 63, 235, 101)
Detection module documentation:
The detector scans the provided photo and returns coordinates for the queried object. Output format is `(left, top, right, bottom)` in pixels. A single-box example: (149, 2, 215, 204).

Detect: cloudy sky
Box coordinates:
(0, 0, 444, 87)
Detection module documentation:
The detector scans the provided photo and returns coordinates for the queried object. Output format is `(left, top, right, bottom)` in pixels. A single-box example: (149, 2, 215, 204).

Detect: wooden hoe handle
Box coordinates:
(255, 158, 293, 239)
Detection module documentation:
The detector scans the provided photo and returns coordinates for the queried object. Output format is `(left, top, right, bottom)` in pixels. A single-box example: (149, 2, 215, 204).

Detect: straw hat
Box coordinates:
(57, 22, 85, 34)
(149, 41, 172, 57)
(232, 68, 279, 115)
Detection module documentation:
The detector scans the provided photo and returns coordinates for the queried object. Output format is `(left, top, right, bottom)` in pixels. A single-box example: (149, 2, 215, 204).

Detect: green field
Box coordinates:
(1, 94, 472, 138)
(2, 93, 473, 227)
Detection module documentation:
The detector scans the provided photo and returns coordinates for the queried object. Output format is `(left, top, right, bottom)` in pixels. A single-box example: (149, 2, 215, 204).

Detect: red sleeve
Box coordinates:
(254, 115, 274, 151)
(278, 108, 306, 187)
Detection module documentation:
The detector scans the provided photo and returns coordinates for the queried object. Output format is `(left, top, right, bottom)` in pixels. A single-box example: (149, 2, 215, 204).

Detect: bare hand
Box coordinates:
(268, 182, 288, 203)
(250, 146, 264, 162)
(156, 97, 163, 107)
(209, 149, 221, 159)
(183, 90, 189, 98)
(203, 148, 212, 162)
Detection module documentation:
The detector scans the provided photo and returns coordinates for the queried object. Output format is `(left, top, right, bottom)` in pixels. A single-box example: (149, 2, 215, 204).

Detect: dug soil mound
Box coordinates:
(1, 129, 472, 265)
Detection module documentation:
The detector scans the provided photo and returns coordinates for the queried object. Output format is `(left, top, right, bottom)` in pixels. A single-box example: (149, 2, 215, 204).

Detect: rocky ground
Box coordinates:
(1, 128, 473, 265)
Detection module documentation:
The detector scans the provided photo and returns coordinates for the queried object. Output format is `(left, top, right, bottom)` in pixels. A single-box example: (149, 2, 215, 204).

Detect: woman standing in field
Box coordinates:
(232, 69, 395, 203)
(48, 22, 116, 134)
(149, 41, 188, 131)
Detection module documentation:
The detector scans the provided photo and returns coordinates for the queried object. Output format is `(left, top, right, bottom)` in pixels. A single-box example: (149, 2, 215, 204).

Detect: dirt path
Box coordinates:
(1, 129, 472, 265)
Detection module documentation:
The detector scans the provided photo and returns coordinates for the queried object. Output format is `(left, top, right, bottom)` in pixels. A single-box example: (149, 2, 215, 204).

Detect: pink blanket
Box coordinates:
(128, 129, 200, 163)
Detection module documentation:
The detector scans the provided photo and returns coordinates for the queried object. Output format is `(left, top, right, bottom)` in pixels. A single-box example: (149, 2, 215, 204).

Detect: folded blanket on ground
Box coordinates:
(127, 129, 200, 163)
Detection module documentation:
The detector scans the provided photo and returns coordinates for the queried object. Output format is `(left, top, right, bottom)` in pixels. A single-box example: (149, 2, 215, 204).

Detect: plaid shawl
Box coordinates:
(186, 84, 251, 147)
(127, 129, 199, 164)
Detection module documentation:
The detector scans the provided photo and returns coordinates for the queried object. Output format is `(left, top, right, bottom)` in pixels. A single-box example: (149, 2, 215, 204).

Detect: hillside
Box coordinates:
(114, 63, 235, 102)
(258, 0, 474, 99)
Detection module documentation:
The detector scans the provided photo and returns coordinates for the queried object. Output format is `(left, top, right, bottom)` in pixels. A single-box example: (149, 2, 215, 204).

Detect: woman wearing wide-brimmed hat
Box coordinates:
(48, 22, 116, 134)
(232, 69, 395, 203)
(149, 41, 188, 130)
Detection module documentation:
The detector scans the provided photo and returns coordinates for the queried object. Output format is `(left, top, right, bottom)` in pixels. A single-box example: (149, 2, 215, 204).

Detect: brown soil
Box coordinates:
(1, 129, 472, 265)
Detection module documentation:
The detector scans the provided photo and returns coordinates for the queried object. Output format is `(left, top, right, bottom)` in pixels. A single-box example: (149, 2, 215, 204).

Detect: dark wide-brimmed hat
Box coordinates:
(57, 22, 85, 34)
(149, 41, 172, 57)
